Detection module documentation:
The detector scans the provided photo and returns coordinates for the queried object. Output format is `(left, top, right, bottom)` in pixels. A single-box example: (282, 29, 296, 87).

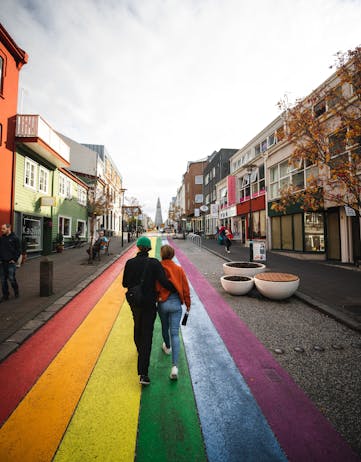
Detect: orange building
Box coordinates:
(0, 24, 28, 225)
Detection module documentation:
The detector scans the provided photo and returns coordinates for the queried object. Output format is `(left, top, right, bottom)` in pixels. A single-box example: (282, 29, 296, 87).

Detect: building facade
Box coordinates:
(0, 24, 27, 225)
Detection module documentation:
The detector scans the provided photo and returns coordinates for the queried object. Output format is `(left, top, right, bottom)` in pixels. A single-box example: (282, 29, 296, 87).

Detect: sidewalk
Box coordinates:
(0, 237, 132, 362)
(194, 236, 361, 332)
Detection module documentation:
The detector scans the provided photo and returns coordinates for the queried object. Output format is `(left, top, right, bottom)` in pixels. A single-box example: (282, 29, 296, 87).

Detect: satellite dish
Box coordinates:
(200, 205, 209, 212)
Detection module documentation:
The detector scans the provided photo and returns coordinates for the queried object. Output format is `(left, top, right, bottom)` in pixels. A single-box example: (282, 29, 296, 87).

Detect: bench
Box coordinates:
(254, 272, 300, 300)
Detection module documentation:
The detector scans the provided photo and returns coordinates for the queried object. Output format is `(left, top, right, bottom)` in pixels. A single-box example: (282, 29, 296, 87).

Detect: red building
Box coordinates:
(0, 24, 28, 225)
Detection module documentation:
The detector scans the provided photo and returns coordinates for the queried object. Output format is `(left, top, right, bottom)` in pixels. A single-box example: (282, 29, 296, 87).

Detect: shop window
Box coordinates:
(293, 214, 303, 251)
(281, 215, 293, 250)
(22, 215, 42, 252)
(271, 216, 281, 249)
(304, 212, 325, 252)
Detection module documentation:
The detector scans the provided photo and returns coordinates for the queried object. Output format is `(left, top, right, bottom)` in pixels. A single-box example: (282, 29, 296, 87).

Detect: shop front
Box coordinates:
(268, 203, 326, 256)
(236, 195, 266, 245)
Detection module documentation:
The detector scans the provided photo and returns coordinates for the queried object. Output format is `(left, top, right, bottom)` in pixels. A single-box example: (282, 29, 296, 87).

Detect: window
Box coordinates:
(304, 212, 325, 252)
(59, 173, 72, 198)
(78, 186, 87, 205)
(59, 174, 66, 196)
(268, 133, 275, 147)
(24, 158, 37, 189)
(39, 167, 49, 194)
(261, 139, 268, 152)
(328, 85, 343, 108)
(0, 56, 4, 94)
(269, 159, 318, 199)
(76, 220, 86, 237)
(255, 144, 261, 156)
(314, 99, 326, 117)
(58, 216, 72, 237)
(329, 129, 347, 157)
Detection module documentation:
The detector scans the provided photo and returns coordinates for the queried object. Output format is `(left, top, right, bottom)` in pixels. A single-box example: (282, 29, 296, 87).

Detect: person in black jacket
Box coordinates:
(122, 236, 176, 385)
(0, 224, 21, 302)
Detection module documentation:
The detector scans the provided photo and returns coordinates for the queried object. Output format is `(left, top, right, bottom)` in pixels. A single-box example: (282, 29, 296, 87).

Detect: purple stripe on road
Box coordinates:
(171, 241, 360, 462)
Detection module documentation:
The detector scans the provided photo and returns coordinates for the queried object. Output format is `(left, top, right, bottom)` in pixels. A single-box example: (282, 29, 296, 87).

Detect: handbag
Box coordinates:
(126, 259, 149, 307)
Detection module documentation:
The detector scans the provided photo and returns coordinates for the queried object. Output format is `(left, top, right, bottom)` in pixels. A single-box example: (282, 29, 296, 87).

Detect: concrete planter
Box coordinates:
(254, 272, 300, 300)
(223, 261, 266, 278)
(220, 275, 254, 296)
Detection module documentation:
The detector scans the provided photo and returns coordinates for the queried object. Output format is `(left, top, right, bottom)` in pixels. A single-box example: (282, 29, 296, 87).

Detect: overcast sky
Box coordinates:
(1, 0, 361, 219)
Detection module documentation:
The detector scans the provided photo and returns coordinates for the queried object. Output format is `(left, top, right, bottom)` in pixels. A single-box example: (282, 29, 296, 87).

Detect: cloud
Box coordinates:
(1, 0, 361, 218)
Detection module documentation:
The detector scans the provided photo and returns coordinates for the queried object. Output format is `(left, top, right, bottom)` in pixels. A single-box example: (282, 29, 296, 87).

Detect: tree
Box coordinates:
(87, 182, 112, 263)
(272, 46, 361, 217)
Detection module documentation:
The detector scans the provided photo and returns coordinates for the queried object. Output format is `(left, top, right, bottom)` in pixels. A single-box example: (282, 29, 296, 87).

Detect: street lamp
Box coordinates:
(120, 189, 127, 247)
(247, 166, 254, 262)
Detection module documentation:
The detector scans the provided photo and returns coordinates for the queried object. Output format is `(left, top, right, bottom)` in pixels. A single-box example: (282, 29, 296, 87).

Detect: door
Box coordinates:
(326, 209, 341, 260)
(351, 215, 361, 263)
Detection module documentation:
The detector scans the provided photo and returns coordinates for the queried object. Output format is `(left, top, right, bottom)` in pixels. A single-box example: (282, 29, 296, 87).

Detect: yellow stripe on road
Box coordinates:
(54, 300, 140, 461)
(0, 274, 126, 462)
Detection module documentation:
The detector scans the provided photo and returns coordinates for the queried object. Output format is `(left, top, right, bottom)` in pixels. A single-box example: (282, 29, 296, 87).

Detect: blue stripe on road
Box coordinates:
(181, 282, 287, 462)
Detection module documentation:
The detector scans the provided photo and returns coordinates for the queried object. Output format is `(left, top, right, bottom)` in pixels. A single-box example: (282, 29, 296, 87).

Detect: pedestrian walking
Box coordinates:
(122, 236, 176, 386)
(224, 228, 233, 254)
(156, 244, 191, 380)
(0, 224, 21, 302)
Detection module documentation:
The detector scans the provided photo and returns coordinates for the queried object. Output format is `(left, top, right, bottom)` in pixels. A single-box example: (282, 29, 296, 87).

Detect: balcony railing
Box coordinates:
(16, 114, 70, 163)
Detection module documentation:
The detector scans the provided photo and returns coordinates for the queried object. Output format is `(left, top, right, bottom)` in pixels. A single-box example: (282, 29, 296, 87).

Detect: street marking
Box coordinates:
(0, 274, 125, 462)
(54, 299, 139, 462)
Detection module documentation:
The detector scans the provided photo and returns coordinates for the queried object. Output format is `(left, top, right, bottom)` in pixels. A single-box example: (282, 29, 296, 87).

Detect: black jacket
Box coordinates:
(0, 232, 21, 262)
(122, 251, 175, 305)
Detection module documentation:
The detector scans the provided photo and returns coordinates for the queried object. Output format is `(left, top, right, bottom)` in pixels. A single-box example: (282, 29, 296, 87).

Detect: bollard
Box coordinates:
(40, 257, 53, 296)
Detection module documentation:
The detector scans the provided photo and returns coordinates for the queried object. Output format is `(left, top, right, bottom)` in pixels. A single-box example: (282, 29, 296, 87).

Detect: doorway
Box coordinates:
(326, 209, 341, 260)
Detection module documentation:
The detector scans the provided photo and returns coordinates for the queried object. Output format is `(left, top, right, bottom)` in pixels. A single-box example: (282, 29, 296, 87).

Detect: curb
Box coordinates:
(0, 245, 133, 363)
(198, 242, 361, 334)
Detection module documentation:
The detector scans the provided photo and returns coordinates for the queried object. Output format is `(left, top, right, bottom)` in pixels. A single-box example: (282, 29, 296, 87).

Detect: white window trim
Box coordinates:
(24, 157, 37, 190)
(76, 219, 87, 237)
(58, 215, 72, 237)
(38, 166, 49, 194)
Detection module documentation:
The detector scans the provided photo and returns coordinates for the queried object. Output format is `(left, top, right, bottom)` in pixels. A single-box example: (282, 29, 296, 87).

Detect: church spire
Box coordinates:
(154, 197, 163, 227)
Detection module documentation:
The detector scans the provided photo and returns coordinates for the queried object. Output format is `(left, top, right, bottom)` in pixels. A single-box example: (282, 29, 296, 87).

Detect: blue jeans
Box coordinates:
(0, 261, 19, 298)
(158, 293, 182, 366)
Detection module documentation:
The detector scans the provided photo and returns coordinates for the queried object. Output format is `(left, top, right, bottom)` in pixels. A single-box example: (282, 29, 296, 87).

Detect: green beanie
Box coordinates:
(137, 236, 151, 249)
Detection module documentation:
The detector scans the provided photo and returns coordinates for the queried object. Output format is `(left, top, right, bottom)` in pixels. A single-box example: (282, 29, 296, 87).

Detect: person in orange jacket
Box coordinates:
(156, 244, 191, 380)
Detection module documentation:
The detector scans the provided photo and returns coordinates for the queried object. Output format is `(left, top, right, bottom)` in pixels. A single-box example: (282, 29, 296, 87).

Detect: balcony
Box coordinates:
(16, 115, 70, 168)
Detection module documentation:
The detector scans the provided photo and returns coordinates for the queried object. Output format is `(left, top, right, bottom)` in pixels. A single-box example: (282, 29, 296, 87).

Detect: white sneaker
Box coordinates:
(162, 342, 171, 355)
(170, 366, 178, 380)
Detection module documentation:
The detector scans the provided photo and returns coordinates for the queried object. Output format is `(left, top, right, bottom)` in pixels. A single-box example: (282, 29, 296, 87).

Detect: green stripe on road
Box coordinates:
(136, 236, 206, 462)
(136, 319, 207, 462)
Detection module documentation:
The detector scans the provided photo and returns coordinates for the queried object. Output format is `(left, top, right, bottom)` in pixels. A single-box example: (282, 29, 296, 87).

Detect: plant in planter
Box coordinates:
(220, 275, 254, 296)
(223, 261, 266, 278)
(55, 233, 64, 253)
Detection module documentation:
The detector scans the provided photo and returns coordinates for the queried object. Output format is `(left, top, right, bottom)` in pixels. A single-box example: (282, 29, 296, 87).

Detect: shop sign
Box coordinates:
(344, 206, 356, 217)
(210, 203, 219, 218)
(253, 240, 266, 261)
(40, 196, 56, 206)
(219, 205, 237, 219)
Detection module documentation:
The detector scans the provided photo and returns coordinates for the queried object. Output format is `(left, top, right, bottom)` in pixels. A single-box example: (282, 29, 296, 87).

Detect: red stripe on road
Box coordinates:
(0, 248, 134, 427)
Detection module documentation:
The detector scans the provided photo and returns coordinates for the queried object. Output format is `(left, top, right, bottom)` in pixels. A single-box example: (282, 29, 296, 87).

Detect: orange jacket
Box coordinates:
(156, 260, 191, 309)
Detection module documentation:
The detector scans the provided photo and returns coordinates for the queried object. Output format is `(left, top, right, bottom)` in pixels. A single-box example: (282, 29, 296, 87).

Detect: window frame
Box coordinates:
(58, 215, 72, 238)
(24, 157, 37, 190)
(38, 166, 49, 194)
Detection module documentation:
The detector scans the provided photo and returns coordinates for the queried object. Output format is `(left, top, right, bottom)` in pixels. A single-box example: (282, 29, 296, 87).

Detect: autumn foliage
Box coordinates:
(272, 46, 361, 217)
